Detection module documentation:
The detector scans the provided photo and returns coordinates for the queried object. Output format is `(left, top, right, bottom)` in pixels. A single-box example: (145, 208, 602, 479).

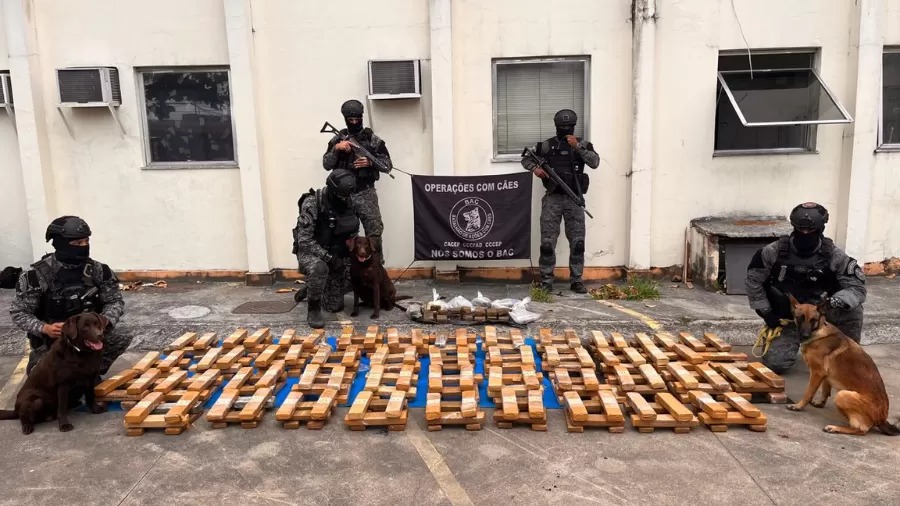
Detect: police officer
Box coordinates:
(322, 99, 393, 259)
(521, 109, 600, 294)
(293, 169, 361, 328)
(745, 202, 867, 373)
(9, 216, 130, 376)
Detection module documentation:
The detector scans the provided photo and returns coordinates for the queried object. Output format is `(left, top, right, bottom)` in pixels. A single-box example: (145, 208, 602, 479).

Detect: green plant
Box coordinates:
(529, 283, 554, 303)
(589, 277, 660, 301)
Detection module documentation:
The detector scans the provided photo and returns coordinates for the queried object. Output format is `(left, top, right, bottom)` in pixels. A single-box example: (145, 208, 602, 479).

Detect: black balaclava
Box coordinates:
(341, 99, 365, 135)
(553, 109, 577, 141)
(790, 231, 822, 257)
(45, 216, 91, 265)
(788, 202, 829, 257)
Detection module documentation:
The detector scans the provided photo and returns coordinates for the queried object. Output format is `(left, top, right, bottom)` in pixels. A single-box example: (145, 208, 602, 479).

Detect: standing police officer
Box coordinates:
(9, 216, 130, 376)
(521, 109, 600, 294)
(745, 202, 867, 373)
(322, 99, 393, 258)
(293, 169, 361, 328)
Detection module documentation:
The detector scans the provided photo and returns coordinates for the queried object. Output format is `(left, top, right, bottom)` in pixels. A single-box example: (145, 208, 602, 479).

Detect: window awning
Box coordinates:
(717, 68, 853, 126)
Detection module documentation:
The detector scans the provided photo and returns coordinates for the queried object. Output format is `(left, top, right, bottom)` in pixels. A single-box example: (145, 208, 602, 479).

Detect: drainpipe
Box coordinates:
(628, 0, 656, 271)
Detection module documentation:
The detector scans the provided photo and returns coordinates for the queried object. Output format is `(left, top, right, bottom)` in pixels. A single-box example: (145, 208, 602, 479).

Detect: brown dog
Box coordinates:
(786, 295, 899, 435)
(0, 312, 107, 434)
(347, 236, 408, 319)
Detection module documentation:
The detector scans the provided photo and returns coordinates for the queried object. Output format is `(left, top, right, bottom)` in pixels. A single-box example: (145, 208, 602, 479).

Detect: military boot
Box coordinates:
(539, 282, 553, 293)
(307, 299, 324, 329)
(570, 281, 587, 294)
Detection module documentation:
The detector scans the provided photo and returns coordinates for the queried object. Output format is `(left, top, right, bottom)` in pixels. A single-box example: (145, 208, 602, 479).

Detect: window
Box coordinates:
(493, 57, 589, 159)
(881, 49, 900, 148)
(139, 68, 235, 167)
(714, 51, 851, 154)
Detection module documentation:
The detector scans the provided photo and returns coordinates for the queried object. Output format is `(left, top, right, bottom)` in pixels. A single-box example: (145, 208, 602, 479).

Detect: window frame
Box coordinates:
(137, 66, 238, 170)
(491, 56, 591, 162)
(713, 48, 832, 156)
(878, 47, 900, 151)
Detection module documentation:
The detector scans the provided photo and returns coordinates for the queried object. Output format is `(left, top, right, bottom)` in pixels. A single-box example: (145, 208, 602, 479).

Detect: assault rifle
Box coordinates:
(320, 122, 395, 179)
(521, 147, 593, 219)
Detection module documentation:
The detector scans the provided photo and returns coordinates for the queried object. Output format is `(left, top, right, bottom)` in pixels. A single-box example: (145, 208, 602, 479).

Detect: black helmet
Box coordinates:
(326, 169, 357, 198)
(45, 216, 91, 242)
(789, 202, 829, 231)
(553, 109, 577, 127)
(340, 99, 364, 119)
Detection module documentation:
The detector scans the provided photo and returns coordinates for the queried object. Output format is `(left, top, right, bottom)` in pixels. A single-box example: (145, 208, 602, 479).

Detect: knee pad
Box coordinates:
(540, 242, 554, 256)
(311, 261, 328, 277)
(572, 240, 585, 255)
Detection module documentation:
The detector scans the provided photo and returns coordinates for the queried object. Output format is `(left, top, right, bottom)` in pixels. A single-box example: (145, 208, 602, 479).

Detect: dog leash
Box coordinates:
(752, 318, 792, 358)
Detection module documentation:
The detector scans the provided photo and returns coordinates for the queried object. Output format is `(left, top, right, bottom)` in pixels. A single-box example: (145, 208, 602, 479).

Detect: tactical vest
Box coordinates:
(768, 236, 839, 304)
(33, 256, 104, 324)
(539, 138, 589, 195)
(334, 128, 380, 190)
(310, 190, 360, 257)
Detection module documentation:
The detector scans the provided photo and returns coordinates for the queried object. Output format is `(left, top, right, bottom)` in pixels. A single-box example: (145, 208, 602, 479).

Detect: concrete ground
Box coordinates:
(0, 278, 898, 505)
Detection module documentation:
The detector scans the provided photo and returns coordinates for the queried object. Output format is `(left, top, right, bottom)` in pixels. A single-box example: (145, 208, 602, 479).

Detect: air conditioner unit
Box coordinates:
(0, 73, 12, 107)
(367, 59, 422, 100)
(57, 67, 121, 107)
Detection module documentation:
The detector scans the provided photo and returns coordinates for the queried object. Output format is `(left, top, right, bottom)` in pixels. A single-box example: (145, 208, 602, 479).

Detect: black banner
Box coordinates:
(412, 172, 532, 261)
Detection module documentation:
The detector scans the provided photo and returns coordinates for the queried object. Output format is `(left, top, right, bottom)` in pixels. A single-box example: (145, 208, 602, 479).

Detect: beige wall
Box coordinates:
(2, 0, 898, 274)
(31, 0, 247, 270)
(652, 0, 853, 266)
(252, 0, 432, 270)
(452, 0, 633, 267)
(0, 9, 32, 268)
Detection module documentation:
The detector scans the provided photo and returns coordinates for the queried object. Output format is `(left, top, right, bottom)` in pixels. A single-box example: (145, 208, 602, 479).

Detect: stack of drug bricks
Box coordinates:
(426, 328, 485, 431)
(94, 332, 222, 436)
(277, 343, 361, 429)
(537, 329, 623, 433)
(484, 326, 547, 431)
(589, 331, 699, 433)
(337, 325, 383, 354)
(419, 304, 511, 324)
(205, 328, 294, 429)
(589, 330, 782, 433)
(345, 343, 419, 431)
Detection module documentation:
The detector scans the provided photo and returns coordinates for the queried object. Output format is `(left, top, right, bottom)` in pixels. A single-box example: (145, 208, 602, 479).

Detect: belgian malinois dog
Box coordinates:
(786, 294, 900, 435)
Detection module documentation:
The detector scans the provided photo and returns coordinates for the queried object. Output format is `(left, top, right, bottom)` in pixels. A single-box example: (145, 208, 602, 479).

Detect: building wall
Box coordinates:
(31, 0, 247, 270)
(652, 0, 854, 266)
(0, 9, 32, 268)
(251, 0, 432, 270)
(452, 0, 633, 267)
(1, 0, 897, 275)
(867, 0, 900, 261)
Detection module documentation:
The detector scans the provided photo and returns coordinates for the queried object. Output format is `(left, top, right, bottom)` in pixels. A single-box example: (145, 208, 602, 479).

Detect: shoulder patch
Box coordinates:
(26, 270, 39, 289)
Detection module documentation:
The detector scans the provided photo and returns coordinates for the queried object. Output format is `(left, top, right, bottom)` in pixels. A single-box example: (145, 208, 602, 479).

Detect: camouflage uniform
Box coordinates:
(293, 190, 359, 312)
(745, 237, 866, 373)
(322, 127, 392, 255)
(522, 137, 600, 286)
(9, 254, 130, 375)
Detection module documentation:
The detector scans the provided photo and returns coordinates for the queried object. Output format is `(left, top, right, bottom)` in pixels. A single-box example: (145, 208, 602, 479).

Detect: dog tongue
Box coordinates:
(85, 340, 104, 351)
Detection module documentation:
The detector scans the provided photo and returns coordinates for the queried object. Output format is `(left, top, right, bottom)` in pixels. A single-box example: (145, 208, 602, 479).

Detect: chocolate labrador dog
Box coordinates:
(0, 312, 107, 434)
(348, 236, 409, 319)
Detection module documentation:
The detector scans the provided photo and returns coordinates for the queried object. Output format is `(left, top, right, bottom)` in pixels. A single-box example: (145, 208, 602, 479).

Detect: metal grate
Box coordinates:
(370, 60, 418, 95)
(231, 300, 298, 314)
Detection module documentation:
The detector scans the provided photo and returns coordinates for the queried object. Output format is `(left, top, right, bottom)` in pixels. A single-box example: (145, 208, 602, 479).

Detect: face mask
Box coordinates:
(345, 118, 363, 135)
(791, 231, 821, 257)
(53, 238, 90, 264)
(556, 126, 575, 140)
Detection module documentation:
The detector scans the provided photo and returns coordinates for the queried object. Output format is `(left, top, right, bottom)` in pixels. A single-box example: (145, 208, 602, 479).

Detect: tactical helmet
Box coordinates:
(45, 216, 91, 242)
(326, 169, 357, 198)
(789, 202, 829, 231)
(340, 99, 364, 119)
(553, 109, 578, 127)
